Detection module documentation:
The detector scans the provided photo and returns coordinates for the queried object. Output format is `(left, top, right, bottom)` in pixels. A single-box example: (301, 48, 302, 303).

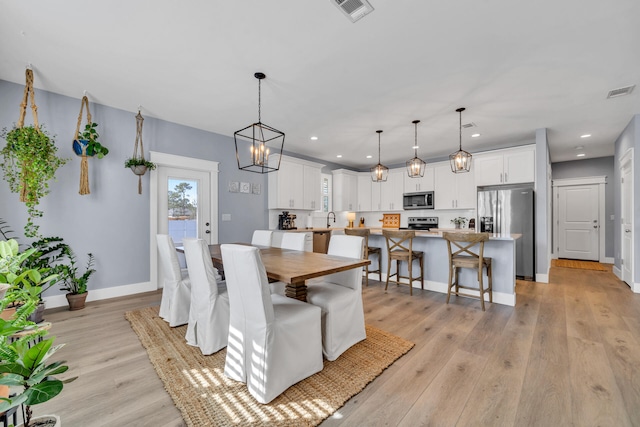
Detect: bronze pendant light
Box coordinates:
(449, 107, 472, 173)
(370, 130, 389, 182)
(406, 119, 426, 178)
(234, 72, 285, 173)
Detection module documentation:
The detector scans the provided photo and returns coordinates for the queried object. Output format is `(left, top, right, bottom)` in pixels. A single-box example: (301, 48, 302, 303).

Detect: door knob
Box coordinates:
(205, 230, 211, 234)
(625, 229, 631, 233)
(593, 225, 598, 229)
(205, 222, 210, 226)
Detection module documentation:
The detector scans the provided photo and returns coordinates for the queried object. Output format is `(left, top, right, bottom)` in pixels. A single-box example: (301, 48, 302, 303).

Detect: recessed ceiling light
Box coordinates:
(575, 145, 584, 150)
(577, 153, 586, 157)
(336, 154, 342, 158)
(471, 133, 481, 138)
(310, 136, 318, 141)
(366, 155, 372, 159)
(580, 134, 591, 138)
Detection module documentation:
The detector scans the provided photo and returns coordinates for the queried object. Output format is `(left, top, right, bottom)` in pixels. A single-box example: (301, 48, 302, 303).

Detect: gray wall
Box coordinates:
(613, 114, 639, 282)
(535, 128, 551, 280)
(0, 79, 269, 297)
(551, 156, 615, 258)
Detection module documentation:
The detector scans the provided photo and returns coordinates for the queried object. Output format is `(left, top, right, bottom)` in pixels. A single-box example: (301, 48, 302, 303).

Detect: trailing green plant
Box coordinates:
(0, 218, 15, 241)
(58, 249, 95, 295)
(124, 157, 156, 170)
(450, 217, 468, 226)
(0, 125, 69, 238)
(77, 121, 109, 158)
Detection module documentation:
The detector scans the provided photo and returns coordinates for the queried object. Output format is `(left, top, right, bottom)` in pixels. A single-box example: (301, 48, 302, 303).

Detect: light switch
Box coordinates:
(222, 214, 231, 221)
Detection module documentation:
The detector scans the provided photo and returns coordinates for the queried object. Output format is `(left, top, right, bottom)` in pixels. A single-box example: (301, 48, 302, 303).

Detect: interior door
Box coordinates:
(557, 184, 599, 260)
(621, 155, 634, 286)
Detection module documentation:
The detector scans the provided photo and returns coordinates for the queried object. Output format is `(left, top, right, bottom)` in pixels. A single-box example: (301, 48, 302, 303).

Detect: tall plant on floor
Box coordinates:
(0, 69, 69, 238)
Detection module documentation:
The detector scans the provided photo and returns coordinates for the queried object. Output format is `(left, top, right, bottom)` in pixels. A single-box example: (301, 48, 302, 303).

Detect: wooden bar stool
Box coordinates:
(442, 232, 493, 311)
(344, 228, 381, 286)
(382, 229, 424, 296)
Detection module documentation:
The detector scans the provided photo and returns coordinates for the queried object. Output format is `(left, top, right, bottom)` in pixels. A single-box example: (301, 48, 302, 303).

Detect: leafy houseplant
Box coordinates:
(58, 249, 95, 311)
(124, 157, 156, 175)
(450, 217, 468, 229)
(74, 122, 109, 159)
(0, 126, 69, 238)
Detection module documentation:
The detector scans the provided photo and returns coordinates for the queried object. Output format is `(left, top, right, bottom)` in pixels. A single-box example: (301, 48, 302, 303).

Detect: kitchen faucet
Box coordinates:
(326, 211, 336, 228)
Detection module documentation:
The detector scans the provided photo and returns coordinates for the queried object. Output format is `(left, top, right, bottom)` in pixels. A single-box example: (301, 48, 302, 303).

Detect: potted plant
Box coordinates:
(124, 157, 156, 176)
(0, 126, 69, 238)
(58, 249, 95, 311)
(73, 122, 109, 159)
(450, 217, 468, 229)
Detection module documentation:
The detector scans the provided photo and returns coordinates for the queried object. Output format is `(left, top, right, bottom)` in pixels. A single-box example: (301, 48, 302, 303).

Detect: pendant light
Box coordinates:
(234, 72, 285, 173)
(406, 119, 426, 178)
(449, 107, 472, 173)
(370, 130, 389, 182)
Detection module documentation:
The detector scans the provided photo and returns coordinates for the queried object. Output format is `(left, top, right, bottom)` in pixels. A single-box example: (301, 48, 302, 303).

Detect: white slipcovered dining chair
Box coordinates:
(306, 234, 366, 361)
(220, 244, 323, 404)
(182, 238, 230, 355)
(251, 230, 273, 246)
(278, 232, 307, 251)
(156, 234, 191, 327)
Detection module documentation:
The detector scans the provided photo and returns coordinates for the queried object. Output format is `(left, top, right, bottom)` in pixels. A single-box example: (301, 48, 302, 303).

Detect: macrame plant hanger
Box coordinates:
(74, 96, 92, 195)
(17, 68, 40, 202)
(132, 110, 146, 194)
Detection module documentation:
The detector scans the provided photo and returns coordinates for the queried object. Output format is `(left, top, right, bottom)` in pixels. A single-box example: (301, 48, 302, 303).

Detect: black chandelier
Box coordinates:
(406, 119, 426, 178)
(234, 72, 285, 173)
(370, 130, 389, 182)
(449, 107, 472, 173)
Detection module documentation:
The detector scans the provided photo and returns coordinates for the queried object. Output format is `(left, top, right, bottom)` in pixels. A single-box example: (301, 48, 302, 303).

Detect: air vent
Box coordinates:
(607, 85, 635, 98)
(462, 122, 476, 129)
(332, 0, 374, 23)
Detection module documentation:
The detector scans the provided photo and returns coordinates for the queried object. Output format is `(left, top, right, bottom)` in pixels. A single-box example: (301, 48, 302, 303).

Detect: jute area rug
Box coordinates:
(125, 306, 414, 426)
(552, 258, 608, 271)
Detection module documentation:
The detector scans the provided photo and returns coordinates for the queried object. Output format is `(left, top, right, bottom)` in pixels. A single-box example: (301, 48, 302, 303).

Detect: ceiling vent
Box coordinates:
(332, 0, 374, 23)
(462, 122, 476, 129)
(607, 85, 635, 99)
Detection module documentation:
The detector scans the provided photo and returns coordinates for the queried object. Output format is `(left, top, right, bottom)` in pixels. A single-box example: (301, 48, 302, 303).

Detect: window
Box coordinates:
(320, 174, 332, 213)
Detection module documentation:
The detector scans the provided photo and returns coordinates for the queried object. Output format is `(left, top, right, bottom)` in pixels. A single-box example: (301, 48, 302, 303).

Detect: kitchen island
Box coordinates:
(331, 227, 519, 306)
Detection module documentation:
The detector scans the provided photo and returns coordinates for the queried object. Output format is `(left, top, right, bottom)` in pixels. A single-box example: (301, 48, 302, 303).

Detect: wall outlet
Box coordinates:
(222, 214, 231, 221)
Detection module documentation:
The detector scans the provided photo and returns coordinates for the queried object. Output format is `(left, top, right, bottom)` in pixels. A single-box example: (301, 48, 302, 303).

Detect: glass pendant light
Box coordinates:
(233, 72, 285, 173)
(370, 130, 389, 182)
(406, 119, 426, 178)
(449, 107, 472, 173)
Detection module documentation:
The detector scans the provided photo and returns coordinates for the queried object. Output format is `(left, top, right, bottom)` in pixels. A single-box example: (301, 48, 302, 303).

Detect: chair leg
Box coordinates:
(377, 253, 382, 282)
(487, 264, 493, 303)
(364, 262, 369, 287)
(384, 255, 391, 292)
(408, 259, 413, 296)
(478, 267, 485, 311)
(446, 265, 453, 304)
(420, 255, 424, 290)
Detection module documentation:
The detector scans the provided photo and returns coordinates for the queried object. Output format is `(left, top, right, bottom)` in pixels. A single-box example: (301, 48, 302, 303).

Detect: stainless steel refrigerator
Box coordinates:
(477, 184, 535, 280)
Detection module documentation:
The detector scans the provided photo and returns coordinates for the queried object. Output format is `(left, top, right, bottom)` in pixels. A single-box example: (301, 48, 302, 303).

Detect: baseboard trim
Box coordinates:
(369, 274, 515, 306)
(43, 281, 156, 309)
(613, 266, 622, 280)
(604, 257, 614, 264)
(535, 273, 549, 283)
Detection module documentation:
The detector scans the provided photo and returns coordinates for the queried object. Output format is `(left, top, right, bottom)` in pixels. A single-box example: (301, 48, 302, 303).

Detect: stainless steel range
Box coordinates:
(407, 217, 439, 230)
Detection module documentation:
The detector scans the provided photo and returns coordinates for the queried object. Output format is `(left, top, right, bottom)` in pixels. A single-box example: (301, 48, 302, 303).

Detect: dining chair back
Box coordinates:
(156, 234, 191, 326)
(344, 228, 382, 285)
(220, 244, 323, 404)
(251, 229, 273, 246)
(442, 232, 493, 311)
(279, 232, 307, 251)
(306, 234, 367, 361)
(382, 229, 424, 296)
(182, 238, 230, 354)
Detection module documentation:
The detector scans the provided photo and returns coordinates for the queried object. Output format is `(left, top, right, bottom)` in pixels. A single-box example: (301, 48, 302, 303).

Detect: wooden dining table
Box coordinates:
(181, 244, 370, 302)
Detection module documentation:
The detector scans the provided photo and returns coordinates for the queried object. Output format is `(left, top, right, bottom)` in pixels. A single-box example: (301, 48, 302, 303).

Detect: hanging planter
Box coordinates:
(0, 69, 69, 238)
(72, 95, 109, 195)
(124, 110, 156, 194)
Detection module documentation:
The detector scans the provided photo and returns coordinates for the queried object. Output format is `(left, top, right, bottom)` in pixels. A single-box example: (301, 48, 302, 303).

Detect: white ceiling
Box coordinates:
(1, 0, 639, 169)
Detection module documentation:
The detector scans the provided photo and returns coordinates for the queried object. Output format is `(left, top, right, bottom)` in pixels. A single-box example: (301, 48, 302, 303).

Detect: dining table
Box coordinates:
(180, 244, 370, 302)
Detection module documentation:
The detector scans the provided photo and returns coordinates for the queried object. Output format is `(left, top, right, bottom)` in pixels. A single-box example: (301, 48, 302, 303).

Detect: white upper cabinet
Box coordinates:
(268, 155, 323, 210)
(403, 165, 435, 193)
(357, 173, 372, 212)
(332, 169, 359, 211)
(434, 162, 476, 209)
(475, 145, 535, 186)
(380, 169, 404, 211)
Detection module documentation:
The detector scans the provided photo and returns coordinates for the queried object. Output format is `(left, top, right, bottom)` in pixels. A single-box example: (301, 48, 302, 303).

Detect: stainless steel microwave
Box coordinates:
(403, 191, 434, 210)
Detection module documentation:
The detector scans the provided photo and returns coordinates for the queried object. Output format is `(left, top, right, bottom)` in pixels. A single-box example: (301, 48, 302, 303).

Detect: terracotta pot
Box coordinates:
(0, 306, 17, 320)
(65, 292, 88, 311)
(17, 414, 61, 427)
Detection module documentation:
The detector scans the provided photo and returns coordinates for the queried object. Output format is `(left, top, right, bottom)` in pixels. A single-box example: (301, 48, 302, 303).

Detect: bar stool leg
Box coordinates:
(420, 255, 424, 290)
(487, 263, 493, 303)
(408, 258, 413, 296)
(384, 254, 391, 292)
(478, 267, 486, 311)
(446, 264, 453, 304)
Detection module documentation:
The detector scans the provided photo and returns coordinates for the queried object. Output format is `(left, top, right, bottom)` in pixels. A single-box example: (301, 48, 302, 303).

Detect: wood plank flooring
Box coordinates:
(32, 265, 640, 426)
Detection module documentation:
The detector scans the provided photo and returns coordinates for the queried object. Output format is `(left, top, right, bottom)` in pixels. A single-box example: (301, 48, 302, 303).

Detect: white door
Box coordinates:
(158, 167, 212, 245)
(557, 185, 599, 260)
(621, 153, 634, 286)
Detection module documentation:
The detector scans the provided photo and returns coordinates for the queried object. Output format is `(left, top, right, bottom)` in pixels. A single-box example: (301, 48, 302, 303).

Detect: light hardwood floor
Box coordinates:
(34, 265, 640, 426)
